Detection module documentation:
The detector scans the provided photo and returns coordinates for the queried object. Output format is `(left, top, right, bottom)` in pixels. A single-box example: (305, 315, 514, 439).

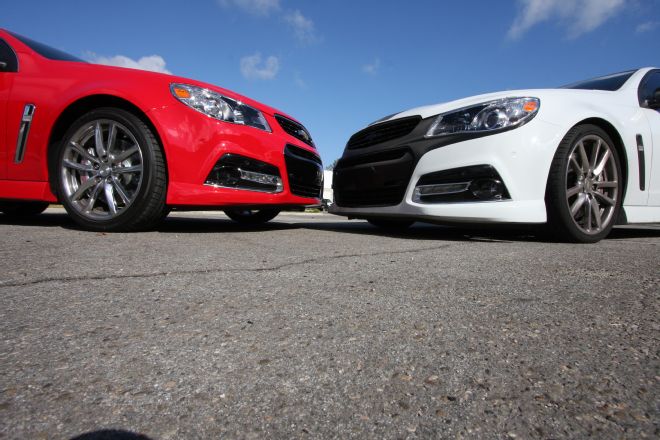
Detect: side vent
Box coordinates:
(636, 134, 645, 191)
(14, 104, 36, 163)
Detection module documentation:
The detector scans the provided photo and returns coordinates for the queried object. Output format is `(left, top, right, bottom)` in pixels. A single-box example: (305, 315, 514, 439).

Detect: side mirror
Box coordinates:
(647, 88, 660, 110)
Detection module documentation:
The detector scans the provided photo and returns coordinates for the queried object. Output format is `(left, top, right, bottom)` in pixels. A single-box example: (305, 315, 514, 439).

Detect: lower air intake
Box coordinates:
(205, 154, 282, 193)
(333, 148, 414, 207)
(284, 145, 323, 198)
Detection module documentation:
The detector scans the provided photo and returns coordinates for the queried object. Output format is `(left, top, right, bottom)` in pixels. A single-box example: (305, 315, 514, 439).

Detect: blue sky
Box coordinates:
(2, 0, 659, 164)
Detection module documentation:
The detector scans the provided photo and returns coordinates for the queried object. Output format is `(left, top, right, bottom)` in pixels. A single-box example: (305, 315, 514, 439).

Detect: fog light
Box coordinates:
(205, 154, 282, 193)
(414, 165, 510, 203)
(469, 178, 504, 200)
(238, 169, 283, 191)
(412, 182, 470, 202)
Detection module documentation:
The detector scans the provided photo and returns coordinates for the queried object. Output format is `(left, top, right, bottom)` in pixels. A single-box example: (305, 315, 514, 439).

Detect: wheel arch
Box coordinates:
(546, 117, 629, 201)
(46, 94, 168, 199)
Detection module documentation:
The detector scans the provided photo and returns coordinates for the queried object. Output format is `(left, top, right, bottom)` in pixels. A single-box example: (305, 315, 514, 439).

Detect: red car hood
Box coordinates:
(71, 62, 298, 122)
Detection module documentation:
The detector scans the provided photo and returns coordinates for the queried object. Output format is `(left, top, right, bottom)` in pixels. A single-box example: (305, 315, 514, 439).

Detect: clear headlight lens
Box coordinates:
(426, 97, 540, 137)
(170, 83, 271, 132)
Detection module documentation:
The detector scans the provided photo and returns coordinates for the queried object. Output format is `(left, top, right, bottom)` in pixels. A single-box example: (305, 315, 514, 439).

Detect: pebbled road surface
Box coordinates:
(1, 208, 659, 439)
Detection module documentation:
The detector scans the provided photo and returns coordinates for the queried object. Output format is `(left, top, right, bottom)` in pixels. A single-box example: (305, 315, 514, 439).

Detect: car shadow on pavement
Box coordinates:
(0, 212, 74, 228)
(0, 211, 298, 234)
(157, 215, 547, 241)
(296, 220, 660, 243)
(299, 220, 546, 243)
(70, 430, 153, 440)
(607, 226, 660, 240)
(156, 214, 298, 233)
(2, 212, 659, 243)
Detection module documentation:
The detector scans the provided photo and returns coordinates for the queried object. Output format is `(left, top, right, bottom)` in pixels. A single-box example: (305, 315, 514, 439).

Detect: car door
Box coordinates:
(638, 69, 660, 206)
(0, 38, 19, 179)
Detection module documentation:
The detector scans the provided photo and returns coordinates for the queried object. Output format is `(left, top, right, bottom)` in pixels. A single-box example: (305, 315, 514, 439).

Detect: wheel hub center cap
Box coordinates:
(99, 165, 112, 178)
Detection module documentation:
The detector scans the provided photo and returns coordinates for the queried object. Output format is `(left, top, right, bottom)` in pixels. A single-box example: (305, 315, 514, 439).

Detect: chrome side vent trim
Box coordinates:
(14, 104, 36, 164)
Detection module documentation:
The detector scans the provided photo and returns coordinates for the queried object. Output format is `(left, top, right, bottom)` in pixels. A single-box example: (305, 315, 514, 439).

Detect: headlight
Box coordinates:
(170, 83, 271, 132)
(426, 97, 540, 137)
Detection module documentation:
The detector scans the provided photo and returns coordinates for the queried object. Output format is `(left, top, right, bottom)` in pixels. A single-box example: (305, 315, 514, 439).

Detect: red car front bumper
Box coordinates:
(147, 105, 322, 208)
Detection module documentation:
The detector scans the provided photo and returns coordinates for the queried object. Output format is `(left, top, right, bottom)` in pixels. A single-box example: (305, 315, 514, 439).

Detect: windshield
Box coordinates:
(561, 70, 637, 91)
(10, 32, 85, 62)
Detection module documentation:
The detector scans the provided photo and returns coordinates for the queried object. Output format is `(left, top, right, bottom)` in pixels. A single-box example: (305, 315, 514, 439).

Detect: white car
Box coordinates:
(330, 68, 660, 243)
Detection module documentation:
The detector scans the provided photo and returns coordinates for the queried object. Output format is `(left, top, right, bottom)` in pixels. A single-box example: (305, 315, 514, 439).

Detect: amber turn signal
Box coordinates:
(172, 87, 191, 99)
(523, 100, 538, 113)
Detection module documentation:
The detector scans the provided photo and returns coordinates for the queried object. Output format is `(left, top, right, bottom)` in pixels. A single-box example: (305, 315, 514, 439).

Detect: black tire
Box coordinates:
(224, 208, 280, 225)
(367, 217, 415, 231)
(56, 107, 168, 232)
(545, 124, 623, 243)
(0, 201, 49, 217)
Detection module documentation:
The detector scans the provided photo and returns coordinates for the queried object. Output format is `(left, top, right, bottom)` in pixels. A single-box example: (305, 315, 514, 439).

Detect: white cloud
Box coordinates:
(508, 0, 626, 39)
(240, 53, 280, 80)
(362, 58, 381, 75)
(636, 20, 659, 33)
(218, 0, 280, 16)
(285, 10, 318, 44)
(86, 52, 171, 74)
(294, 71, 308, 89)
(218, 1, 319, 45)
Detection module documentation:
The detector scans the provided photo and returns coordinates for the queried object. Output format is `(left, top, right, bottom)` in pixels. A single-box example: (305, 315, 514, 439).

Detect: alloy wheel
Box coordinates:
(564, 134, 619, 235)
(61, 119, 144, 220)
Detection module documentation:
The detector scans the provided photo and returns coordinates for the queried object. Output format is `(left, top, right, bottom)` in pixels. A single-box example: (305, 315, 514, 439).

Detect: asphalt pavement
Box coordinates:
(1, 208, 659, 439)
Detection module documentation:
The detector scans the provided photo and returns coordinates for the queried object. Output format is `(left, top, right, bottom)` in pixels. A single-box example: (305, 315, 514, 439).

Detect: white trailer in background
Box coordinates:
(323, 170, 334, 205)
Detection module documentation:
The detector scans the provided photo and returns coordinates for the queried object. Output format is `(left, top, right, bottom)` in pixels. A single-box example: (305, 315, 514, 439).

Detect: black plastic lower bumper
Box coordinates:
(333, 148, 414, 207)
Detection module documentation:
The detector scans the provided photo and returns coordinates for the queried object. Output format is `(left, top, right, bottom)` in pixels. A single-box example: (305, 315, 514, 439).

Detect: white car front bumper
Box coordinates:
(330, 119, 564, 224)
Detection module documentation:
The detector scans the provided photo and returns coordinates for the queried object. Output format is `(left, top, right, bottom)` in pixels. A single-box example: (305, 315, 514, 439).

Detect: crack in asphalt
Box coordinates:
(0, 244, 452, 288)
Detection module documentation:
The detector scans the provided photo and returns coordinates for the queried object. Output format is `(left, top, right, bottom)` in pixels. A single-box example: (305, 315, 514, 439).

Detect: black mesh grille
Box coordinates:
(276, 115, 315, 147)
(337, 149, 408, 168)
(333, 149, 414, 207)
(284, 145, 323, 198)
(347, 116, 421, 150)
(287, 144, 322, 165)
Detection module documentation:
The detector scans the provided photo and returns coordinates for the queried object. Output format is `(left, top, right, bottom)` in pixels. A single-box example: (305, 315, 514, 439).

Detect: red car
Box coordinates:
(0, 30, 322, 230)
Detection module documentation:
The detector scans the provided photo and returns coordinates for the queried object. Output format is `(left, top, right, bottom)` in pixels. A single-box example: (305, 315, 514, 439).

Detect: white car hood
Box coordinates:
(384, 90, 546, 122)
(376, 88, 624, 125)
(369, 67, 655, 127)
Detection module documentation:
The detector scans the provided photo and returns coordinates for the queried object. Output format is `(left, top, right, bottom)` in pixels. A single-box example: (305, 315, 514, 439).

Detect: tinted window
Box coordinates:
(638, 70, 660, 108)
(561, 70, 636, 91)
(0, 38, 18, 72)
(9, 32, 84, 62)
